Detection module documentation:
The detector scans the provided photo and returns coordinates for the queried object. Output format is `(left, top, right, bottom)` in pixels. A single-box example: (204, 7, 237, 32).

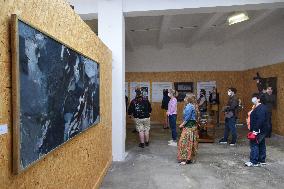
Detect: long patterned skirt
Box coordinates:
(177, 126, 199, 162)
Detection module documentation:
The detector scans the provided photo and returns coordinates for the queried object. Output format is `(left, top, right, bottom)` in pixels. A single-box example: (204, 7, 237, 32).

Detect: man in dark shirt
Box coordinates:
(264, 86, 276, 137)
(128, 88, 152, 148)
(219, 87, 239, 146)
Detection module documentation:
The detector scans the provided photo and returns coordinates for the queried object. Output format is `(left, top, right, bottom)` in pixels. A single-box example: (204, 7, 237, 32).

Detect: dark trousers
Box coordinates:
(223, 117, 237, 143)
(267, 112, 272, 137)
(250, 139, 266, 164)
(169, 114, 177, 141)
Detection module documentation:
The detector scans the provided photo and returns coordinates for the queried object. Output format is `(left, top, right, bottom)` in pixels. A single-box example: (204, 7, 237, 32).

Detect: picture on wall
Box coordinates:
(174, 82, 194, 102)
(11, 15, 100, 173)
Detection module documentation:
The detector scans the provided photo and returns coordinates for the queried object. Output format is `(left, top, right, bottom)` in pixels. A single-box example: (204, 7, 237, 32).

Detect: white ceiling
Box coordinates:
(84, 8, 284, 50)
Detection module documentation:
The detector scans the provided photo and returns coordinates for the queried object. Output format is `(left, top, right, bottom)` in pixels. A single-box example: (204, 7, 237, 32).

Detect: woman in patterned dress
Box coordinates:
(177, 93, 200, 165)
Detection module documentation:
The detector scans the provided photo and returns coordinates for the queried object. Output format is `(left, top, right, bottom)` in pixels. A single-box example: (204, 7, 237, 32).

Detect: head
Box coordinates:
(163, 89, 168, 95)
(135, 87, 142, 98)
(200, 89, 206, 96)
(227, 87, 237, 96)
(168, 89, 177, 98)
(251, 93, 261, 105)
(266, 86, 273, 95)
(184, 93, 196, 104)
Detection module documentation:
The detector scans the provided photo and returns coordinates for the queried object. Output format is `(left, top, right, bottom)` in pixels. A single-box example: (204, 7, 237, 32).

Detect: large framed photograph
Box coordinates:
(11, 15, 100, 174)
(174, 82, 194, 102)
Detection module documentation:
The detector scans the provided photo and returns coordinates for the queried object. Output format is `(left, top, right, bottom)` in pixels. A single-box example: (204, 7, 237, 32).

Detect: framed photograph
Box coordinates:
(174, 82, 194, 102)
(11, 15, 100, 174)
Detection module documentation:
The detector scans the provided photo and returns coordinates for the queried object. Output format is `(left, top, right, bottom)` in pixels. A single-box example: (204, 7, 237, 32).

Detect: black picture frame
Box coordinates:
(174, 82, 194, 102)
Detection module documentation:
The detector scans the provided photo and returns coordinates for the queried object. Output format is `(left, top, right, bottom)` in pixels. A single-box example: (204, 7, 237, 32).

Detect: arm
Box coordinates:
(199, 97, 205, 106)
(255, 107, 266, 133)
(128, 100, 134, 116)
(179, 105, 194, 128)
(167, 99, 177, 115)
(226, 98, 238, 112)
(147, 100, 152, 114)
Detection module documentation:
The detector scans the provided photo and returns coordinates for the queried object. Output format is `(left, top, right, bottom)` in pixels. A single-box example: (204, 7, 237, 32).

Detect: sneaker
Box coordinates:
(229, 142, 236, 146)
(245, 162, 260, 167)
(138, 143, 145, 148)
(259, 162, 267, 166)
(219, 139, 227, 144)
(186, 160, 193, 164)
(168, 142, 177, 146)
(145, 142, 149, 146)
(179, 161, 186, 165)
(168, 140, 174, 143)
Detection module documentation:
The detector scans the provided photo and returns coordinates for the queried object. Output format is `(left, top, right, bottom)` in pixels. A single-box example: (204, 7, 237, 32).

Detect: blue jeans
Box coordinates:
(169, 114, 177, 141)
(223, 117, 237, 143)
(250, 139, 266, 164)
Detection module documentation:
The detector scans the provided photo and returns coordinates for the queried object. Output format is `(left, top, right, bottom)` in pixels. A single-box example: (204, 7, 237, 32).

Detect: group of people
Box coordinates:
(127, 83, 276, 167)
(128, 87, 200, 165)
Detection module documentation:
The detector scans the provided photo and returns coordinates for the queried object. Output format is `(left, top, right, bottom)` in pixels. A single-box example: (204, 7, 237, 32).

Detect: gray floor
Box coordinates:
(101, 125, 284, 189)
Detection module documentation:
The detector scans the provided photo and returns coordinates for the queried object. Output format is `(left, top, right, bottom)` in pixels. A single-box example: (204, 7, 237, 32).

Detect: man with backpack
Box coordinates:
(128, 88, 152, 148)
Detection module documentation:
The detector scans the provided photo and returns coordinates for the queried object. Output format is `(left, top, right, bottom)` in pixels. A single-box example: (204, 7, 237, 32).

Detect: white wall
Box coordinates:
(244, 22, 284, 69)
(126, 21, 284, 72)
(126, 39, 246, 72)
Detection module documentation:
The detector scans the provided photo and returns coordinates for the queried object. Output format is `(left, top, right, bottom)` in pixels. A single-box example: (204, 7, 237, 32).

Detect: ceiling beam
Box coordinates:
(218, 9, 275, 45)
(186, 13, 225, 48)
(126, 30, 134, 52)
(157, 15, 172, 49)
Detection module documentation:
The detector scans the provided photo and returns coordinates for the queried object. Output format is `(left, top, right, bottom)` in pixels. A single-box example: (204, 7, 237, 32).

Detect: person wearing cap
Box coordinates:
(128, 88, 152, 148)
(219, 87, 239, 146)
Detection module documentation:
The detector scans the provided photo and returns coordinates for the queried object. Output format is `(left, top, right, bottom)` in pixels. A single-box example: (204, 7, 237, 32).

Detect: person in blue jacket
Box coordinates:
(245, 93, 268, 167)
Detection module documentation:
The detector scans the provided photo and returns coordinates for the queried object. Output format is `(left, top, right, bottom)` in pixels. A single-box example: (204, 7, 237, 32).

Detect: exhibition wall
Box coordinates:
(126, 71, 245, 124)
(243, 62, 284, 136)
(126, 61, 284, 136)
(0, 0, 112, 188)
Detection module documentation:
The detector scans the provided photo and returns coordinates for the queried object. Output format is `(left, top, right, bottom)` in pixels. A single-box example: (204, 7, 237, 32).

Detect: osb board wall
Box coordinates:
(0, 0, 112, 188)
(243, 62, 284, 136)
(126, 72, 246, 125)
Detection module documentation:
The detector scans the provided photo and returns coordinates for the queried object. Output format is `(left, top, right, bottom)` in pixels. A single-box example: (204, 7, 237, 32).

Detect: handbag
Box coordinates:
(247, 132, 258, 143)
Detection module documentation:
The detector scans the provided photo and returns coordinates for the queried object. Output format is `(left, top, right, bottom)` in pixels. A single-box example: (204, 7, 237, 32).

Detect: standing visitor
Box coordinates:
(245, 93, 268, 167)
(198, 89, 207, 117)
(167, 89, 178, 146)
(177, 93, 200, 165)
(264, 86, 276, 138)
(128, 88, 152, 148)
(219, 87, 239, 146)
(161, 89, 171, 129)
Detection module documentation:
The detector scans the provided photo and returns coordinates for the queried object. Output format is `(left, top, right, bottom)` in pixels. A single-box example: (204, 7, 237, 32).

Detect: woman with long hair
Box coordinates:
(178, 93, 200, 165)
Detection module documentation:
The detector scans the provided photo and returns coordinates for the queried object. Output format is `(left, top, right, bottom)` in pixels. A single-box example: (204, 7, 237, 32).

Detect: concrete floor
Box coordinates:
(101, 125, 284, 189)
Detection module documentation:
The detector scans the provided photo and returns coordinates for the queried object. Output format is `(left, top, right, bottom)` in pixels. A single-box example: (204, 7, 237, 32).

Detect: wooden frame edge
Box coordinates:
(11, 14, 21, 174)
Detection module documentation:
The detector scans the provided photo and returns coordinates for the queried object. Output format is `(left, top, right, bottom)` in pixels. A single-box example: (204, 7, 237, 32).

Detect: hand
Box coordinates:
(179, 124, 184, 128)
(166, 112, 170, 116)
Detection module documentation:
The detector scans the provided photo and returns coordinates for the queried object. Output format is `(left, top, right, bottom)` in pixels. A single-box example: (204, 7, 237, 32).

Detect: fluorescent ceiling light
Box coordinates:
(227, 12, 249, 25)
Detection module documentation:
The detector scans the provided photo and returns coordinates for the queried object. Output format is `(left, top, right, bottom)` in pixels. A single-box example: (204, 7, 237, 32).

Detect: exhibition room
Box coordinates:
(1, 0, 284, 188)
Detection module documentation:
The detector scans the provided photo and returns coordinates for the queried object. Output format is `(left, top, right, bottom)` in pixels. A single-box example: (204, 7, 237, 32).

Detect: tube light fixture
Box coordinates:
(227, 12, 249, 25)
